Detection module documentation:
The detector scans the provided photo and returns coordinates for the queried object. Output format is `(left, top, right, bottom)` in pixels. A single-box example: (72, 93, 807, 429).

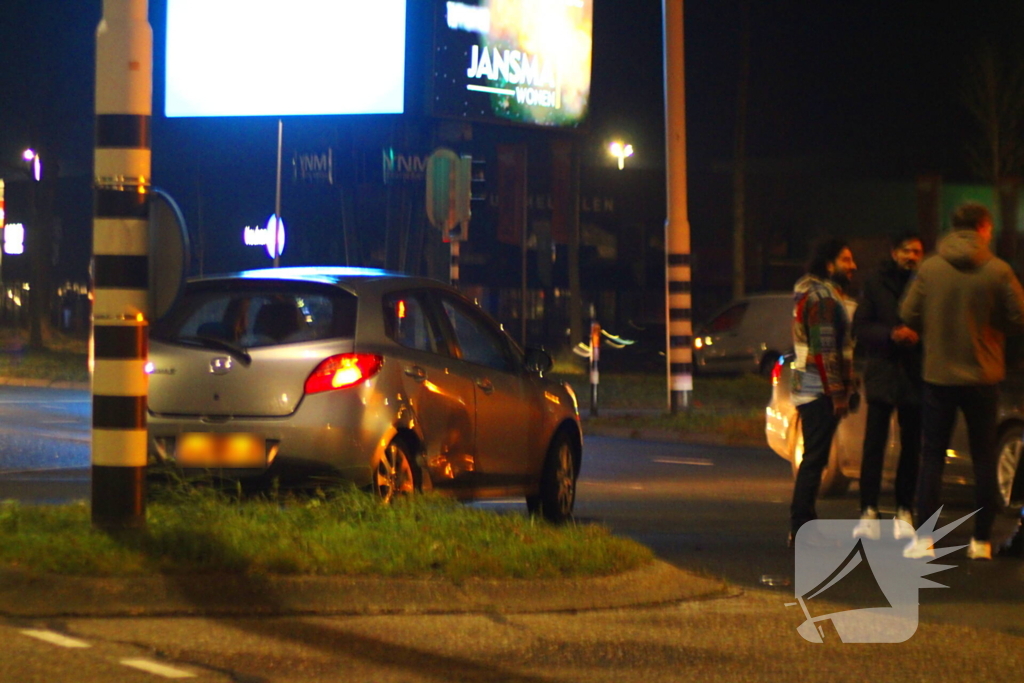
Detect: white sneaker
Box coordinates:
(894, 508, 915, 539)
(966, 538, 992, 560)
(853, 507, 880, 540)
(903, 535, 935, 559)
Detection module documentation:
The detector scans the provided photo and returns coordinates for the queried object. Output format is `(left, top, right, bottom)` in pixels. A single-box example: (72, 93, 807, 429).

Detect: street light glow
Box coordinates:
(609, 141, 634, 170)
(22, 149, 41, 181)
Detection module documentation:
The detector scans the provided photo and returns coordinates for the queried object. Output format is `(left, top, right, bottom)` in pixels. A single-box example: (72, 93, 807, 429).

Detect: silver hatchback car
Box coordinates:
(147, 267, 582, 521)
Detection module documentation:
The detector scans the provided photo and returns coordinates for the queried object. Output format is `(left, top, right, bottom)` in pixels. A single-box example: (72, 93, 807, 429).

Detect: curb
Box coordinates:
(0, 561, 730, 618)
(0, 376, 89, 390)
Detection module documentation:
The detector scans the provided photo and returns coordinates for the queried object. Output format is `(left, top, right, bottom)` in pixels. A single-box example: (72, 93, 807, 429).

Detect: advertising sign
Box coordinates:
(165, 0, 407, 117)
(433, 0, 593, 128)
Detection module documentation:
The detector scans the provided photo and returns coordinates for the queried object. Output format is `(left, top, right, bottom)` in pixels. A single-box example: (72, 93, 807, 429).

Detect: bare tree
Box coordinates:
(732, 0, 751, 299)
(961, 46, 1024, 263)
(962, 47, 1024, 182)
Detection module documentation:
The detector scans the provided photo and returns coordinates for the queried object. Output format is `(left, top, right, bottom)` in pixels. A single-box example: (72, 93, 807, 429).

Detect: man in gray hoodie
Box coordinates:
(900, 202, 1024, 560)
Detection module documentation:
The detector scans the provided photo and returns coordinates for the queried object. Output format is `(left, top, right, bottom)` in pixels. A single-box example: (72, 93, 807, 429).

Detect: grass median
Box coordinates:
(556, 371, 772, 446)
(0, 329, 89, 383)
(0, 486, 654, 580)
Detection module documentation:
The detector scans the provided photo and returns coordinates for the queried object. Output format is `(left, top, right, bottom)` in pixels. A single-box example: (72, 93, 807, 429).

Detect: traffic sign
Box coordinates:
(426, 148, 472, 241)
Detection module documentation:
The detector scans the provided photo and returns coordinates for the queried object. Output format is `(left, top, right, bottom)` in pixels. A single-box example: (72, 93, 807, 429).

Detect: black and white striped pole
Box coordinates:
(91, 0, 152, 531)
(663, 0, 692, 412)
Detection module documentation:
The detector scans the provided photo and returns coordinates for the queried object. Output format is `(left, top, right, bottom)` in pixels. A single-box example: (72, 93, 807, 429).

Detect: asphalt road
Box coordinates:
(1, 386, 1023, 680)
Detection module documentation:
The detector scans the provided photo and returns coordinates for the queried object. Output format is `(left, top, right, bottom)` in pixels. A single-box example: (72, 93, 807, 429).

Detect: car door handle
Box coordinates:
(476, 378, 494, 394)
(404, 365, 426, 381)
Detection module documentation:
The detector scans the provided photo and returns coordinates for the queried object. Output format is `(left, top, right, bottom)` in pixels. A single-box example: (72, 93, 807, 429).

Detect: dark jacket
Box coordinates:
(853, 260, 922, 404)
(900, 229, 1024, 385)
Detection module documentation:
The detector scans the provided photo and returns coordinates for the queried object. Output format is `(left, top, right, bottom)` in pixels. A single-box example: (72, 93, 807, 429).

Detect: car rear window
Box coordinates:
(152, 281, 357, 348)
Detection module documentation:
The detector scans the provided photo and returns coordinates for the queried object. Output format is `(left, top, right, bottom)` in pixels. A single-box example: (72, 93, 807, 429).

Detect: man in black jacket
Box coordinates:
(851, 232, 924, 539)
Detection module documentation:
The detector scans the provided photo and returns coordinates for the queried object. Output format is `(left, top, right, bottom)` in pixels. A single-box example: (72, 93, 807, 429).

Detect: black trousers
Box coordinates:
(917, 383, 1001, 541)
(791, 396, 840, 533)
(859, 399, 921, 512)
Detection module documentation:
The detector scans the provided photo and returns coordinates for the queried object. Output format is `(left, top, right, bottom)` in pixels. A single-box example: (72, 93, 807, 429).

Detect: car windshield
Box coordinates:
(152, 280, 358, 349)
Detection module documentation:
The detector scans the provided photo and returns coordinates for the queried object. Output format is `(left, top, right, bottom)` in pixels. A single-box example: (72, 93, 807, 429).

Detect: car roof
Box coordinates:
(186, 266, 455, 296)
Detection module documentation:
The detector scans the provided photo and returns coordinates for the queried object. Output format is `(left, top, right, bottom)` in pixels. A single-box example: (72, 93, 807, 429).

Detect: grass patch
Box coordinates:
(555, 372, 773, 412)
(0, 487, 654, 580)
(551, 372, 770, 446)
(0, 328, 88, 383)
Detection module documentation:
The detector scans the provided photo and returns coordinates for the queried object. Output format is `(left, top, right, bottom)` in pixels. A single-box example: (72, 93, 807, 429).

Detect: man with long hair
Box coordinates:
(789, 237, 857, 546)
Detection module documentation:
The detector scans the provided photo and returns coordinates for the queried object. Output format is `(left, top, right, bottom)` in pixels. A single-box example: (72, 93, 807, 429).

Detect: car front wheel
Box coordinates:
(527, 431, 577, 523)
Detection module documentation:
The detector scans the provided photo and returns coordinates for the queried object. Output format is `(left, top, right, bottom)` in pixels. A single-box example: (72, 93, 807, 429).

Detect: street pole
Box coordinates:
(92, 0, 152, 531)
(520, 147, 529, 347)
(450, 236, 460, 288)
(274, 119, 282, 268)
(663, 0, 693, 412)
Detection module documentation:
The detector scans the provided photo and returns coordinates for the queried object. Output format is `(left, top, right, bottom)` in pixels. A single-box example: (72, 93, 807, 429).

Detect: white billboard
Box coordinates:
(164, 0, 407, 117)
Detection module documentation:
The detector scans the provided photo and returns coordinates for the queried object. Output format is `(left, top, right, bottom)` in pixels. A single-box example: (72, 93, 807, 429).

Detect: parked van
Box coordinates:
(694, 293, 793, 376)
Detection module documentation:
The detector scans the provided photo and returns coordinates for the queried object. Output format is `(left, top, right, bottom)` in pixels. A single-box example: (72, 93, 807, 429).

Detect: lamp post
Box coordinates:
(21, 148, 45, 349)
(609, 141, 634, 170)
(22, 149, 42, 182)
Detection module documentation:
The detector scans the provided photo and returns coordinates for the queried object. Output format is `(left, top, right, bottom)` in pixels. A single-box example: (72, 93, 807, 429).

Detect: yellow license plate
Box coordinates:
(175, 433, 266, 468)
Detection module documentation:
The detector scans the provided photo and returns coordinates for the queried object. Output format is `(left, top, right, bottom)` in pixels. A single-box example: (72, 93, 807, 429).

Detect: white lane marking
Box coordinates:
(19, 629, 91, 648)
(120, 659, 197, 679)
(652, 457, 714, 467)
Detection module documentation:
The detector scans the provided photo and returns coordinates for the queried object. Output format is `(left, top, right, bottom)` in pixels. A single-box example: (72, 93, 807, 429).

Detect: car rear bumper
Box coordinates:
(147, 391, 394, 488)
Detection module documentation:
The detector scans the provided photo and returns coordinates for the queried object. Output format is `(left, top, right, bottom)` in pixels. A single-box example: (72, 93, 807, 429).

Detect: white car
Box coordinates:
(765, 351, 1024, 508)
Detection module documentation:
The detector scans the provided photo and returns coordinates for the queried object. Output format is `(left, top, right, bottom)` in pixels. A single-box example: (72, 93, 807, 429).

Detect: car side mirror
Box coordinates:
(524, 347, 554, 375)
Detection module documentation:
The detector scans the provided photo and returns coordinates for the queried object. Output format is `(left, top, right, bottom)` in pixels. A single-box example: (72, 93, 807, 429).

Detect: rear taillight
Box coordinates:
(304, 353, 383, 394)
(771, 356, 784, 386)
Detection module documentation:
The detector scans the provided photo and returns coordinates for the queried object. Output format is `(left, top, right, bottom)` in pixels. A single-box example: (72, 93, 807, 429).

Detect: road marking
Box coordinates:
(120, 659, 197, 679)
(652, 457, 714, 467)
(19, 629, 91, 648)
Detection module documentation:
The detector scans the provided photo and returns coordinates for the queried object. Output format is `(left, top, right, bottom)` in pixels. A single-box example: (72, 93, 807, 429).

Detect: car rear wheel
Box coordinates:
(790, 417, 850, 498)
(996, 424, 1024, 510)
(373, 436, 416, 504)
(527, 431, 577, 523)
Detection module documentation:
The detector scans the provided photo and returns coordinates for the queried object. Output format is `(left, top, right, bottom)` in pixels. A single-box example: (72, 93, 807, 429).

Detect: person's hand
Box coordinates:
(891, 325, 919, 346)
(832, 395, 849, 418)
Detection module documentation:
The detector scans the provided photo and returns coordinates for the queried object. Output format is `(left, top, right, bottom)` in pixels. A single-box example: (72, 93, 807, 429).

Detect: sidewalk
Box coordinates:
(0, 560, 732, 618)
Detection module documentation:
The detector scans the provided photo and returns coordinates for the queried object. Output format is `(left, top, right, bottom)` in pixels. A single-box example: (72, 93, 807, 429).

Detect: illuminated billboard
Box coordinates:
(433, 0, 593, 127)
(164, 0, 407, 117)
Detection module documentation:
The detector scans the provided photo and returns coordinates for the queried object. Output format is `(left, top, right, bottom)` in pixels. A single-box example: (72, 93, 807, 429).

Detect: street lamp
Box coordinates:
(609, 141, 634, 170)
(22, 149, 41, 182)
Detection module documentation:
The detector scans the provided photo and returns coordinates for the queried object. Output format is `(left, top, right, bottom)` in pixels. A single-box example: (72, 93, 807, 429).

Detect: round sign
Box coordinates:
(265, 214, 286, 259)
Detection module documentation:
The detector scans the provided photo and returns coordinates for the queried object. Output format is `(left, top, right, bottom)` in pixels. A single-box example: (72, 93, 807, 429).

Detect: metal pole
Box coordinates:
(0, 179, 4, 286)
(274, 119, 282, 268)
(663, 0, 693, 412)
(520, 146, 529, 347)
(589, 305, 600, 417)
(92, 0, 152, 531)
(450, 235, 460, 288)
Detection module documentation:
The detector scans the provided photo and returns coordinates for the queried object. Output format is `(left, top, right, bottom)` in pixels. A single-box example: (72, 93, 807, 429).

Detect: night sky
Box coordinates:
(1, 1, 1023, 256)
